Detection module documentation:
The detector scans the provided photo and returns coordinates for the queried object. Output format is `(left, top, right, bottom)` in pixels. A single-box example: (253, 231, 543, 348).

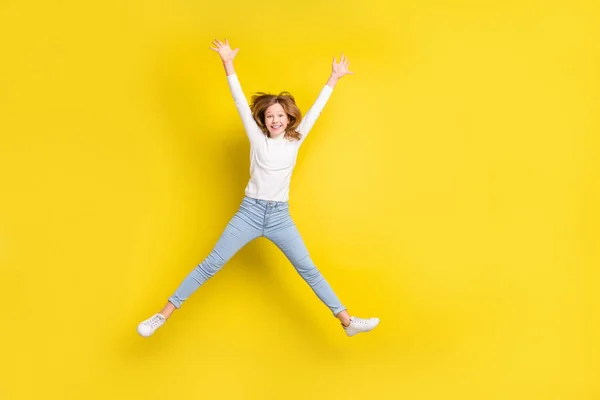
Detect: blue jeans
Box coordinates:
(168, 196, 346, 316)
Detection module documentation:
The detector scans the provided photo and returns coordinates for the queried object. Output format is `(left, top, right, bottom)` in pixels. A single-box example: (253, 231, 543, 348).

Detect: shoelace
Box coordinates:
(351, 317, 368, 325)
(146, 315, 164, 329)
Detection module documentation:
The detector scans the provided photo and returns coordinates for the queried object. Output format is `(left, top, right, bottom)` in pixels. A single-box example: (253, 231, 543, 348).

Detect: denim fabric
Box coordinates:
(168, 196, 346, 316)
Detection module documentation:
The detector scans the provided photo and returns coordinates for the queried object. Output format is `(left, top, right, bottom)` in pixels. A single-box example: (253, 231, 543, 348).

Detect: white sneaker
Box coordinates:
(343, 316, 380, 337)
(137, 313, 166, 337)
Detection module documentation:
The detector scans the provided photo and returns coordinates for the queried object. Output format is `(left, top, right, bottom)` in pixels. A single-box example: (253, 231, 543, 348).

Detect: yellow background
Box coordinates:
(1, 0, 598, 399)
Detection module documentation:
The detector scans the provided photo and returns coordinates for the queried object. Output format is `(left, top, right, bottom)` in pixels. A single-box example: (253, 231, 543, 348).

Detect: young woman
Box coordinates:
(137, 39, 379, 338)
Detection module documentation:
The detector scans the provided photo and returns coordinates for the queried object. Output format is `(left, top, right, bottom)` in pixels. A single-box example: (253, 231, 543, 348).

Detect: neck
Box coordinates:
(270, 132, 286, 140)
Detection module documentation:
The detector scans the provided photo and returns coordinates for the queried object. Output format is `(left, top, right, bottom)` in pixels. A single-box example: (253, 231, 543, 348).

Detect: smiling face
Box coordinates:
(250, 92, 303, 141)
(264, 103, 289, 137)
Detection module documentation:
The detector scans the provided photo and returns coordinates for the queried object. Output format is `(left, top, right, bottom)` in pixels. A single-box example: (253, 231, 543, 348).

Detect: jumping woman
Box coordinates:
(137, 38, 380, 338)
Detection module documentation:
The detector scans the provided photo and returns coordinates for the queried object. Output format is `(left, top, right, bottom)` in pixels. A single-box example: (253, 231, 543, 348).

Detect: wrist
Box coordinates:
(223, 60, 235, 76)
(326, 74, 339, 88)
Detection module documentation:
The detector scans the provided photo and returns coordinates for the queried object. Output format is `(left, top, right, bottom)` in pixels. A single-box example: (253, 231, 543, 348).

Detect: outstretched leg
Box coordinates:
(264, 206, 380, 336)
(263, 210, 347, 317)
(167, 211, 262, 309)
(137, 202, 262, 337)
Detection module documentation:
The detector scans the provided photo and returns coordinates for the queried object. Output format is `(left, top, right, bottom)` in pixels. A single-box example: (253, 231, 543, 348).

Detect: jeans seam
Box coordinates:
(261, 206, 267, 236)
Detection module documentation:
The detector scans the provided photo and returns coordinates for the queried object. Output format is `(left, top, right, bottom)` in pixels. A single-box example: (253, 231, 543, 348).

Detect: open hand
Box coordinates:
(332, 53, 354, 79)
(210, 38, 239, 63)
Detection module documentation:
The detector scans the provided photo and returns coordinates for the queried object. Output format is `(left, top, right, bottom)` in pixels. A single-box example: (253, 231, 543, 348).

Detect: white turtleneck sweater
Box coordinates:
(227, 73, 333, 202)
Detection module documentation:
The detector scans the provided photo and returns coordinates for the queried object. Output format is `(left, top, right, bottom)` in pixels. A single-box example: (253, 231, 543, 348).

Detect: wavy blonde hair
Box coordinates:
(250, 92, 303, 141)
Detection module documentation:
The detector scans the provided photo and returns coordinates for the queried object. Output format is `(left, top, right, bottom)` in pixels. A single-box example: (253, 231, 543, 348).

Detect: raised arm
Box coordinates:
(297, 53, 354, 139)
(210, 38, 263, 142)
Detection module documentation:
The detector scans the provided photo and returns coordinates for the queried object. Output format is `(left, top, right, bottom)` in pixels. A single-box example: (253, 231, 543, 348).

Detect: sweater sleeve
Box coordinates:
(227, 73, 264, 143)
(296, 85, 334, 141)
